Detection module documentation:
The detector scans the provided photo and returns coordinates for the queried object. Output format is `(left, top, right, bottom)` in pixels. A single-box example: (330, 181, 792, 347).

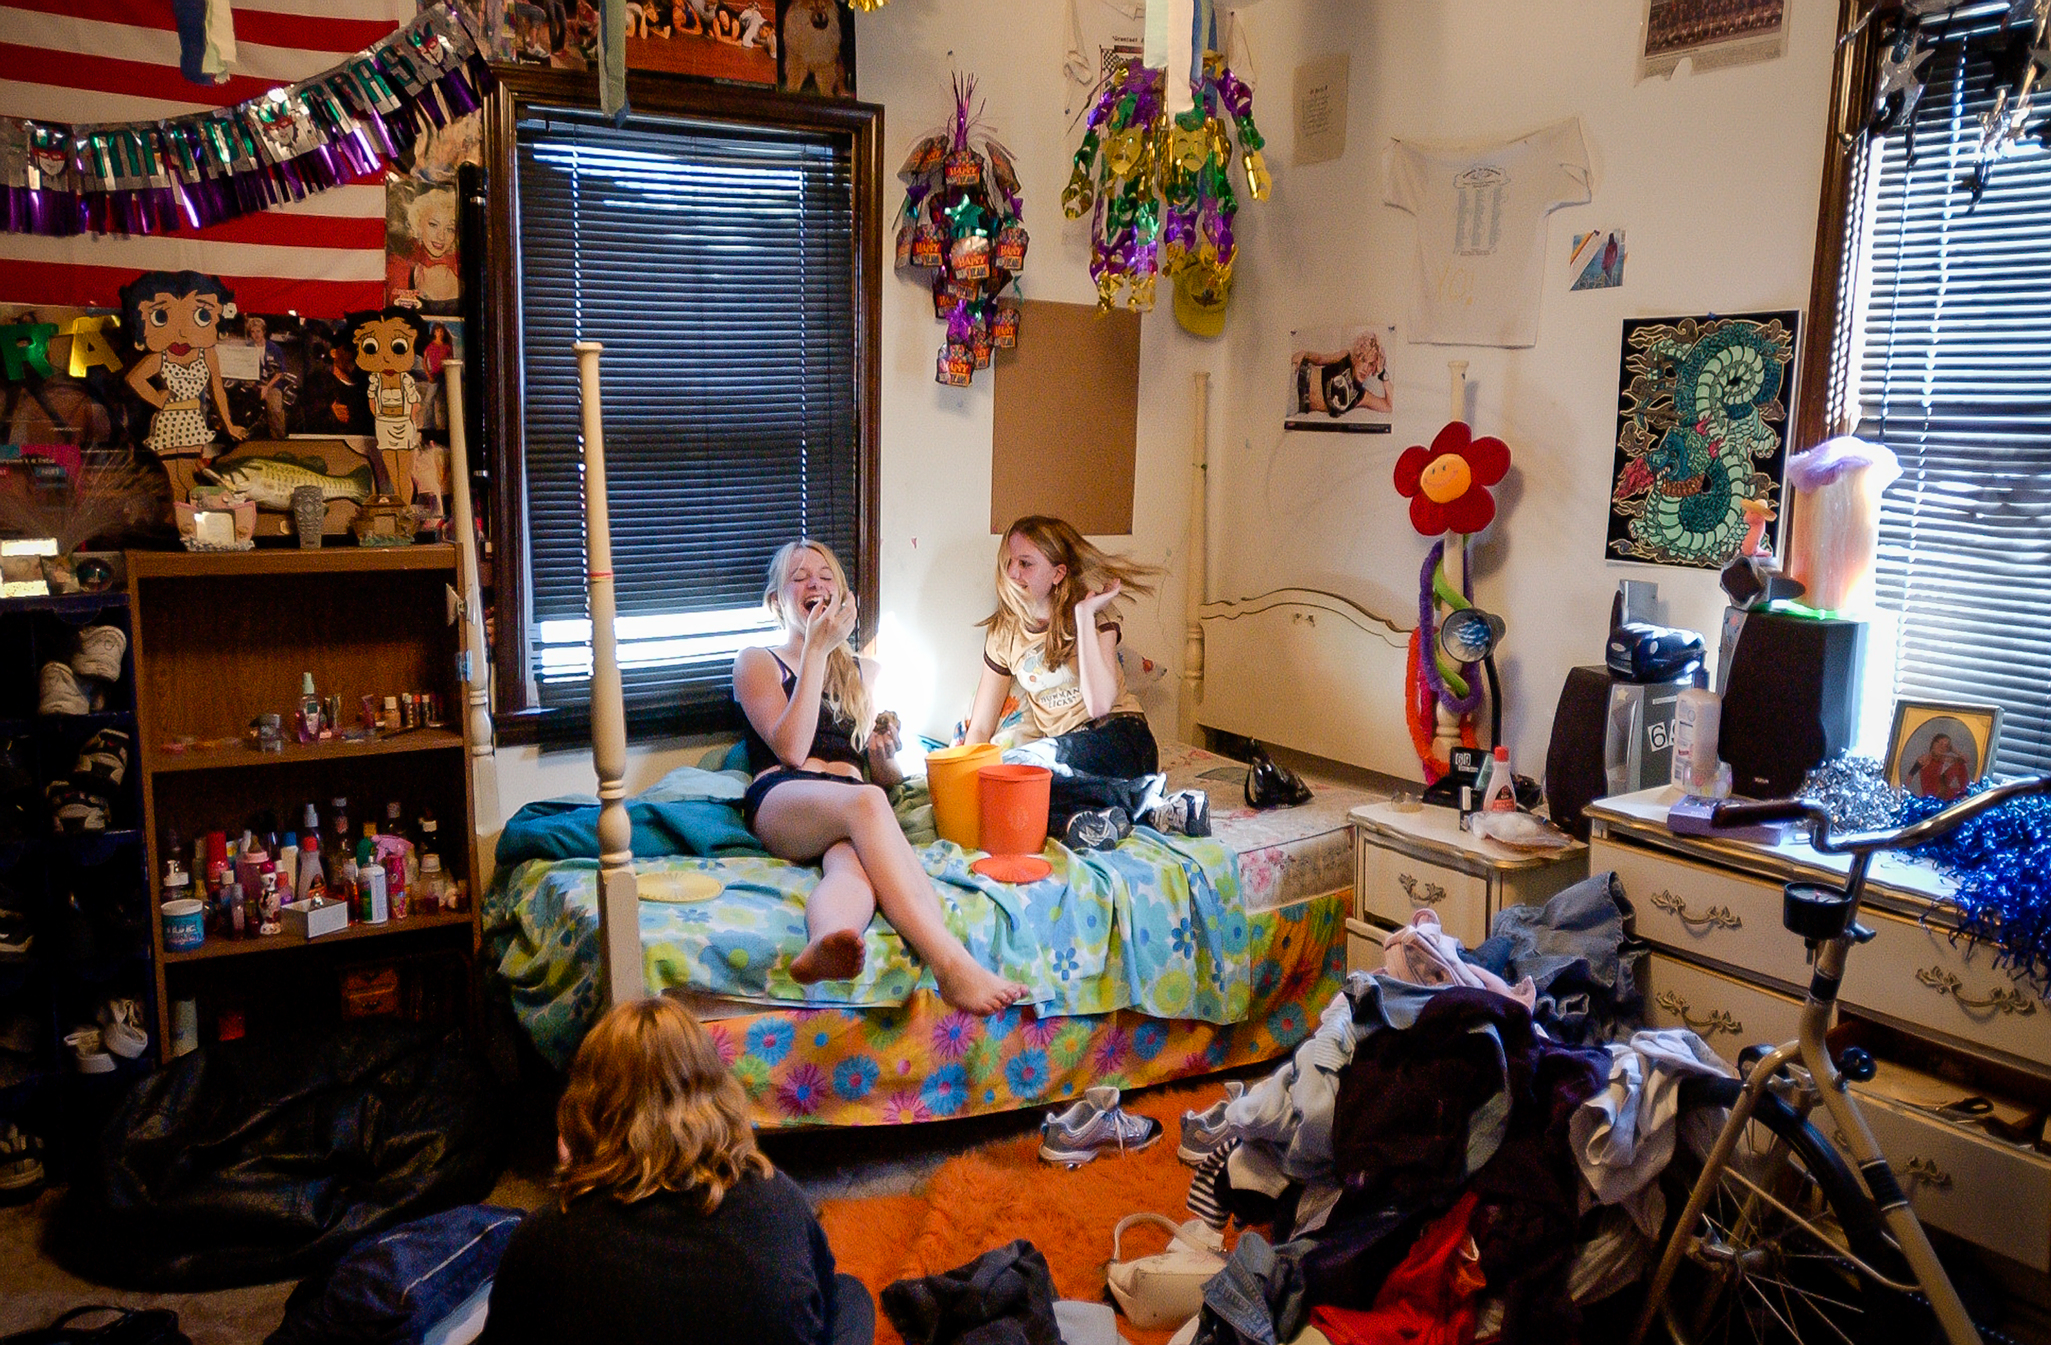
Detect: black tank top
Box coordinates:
(741, 651, 867, 776)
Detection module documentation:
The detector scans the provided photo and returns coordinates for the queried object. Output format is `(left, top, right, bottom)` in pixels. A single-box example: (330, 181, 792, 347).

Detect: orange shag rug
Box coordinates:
(819, 1080, 1243, 1345)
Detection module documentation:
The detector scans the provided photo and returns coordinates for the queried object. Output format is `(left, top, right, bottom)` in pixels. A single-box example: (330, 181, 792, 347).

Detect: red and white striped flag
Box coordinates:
(0, 0, 418, 316)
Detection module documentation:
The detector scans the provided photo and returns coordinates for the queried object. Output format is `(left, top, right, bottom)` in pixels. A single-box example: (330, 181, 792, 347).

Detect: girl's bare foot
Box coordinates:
(933, 956, 1030, 1015)
(790, 929, 865, 984)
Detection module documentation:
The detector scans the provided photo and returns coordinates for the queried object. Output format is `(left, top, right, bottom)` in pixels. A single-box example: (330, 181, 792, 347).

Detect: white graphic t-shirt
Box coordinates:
(1385, 118, 1592, 348)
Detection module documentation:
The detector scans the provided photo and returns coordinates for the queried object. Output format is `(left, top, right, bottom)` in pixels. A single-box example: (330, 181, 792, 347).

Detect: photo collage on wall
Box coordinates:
(468, 0, 855, 97)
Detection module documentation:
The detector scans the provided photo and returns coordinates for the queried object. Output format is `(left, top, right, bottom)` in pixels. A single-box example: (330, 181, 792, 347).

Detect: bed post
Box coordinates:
(1180, 371, 1209, 745)
(575, 340, 644, 1007)
(441, 358, 500, 895)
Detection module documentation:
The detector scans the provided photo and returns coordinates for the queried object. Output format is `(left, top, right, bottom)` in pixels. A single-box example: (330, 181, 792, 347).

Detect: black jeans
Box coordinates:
(832, 1272, 876, 1345)
(1038, 713, 1159, 830)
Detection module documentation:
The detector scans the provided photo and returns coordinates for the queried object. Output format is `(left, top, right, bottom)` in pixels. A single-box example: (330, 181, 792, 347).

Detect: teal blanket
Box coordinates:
(495, 796, 765, 865)
(483, 832, 1251, 1069)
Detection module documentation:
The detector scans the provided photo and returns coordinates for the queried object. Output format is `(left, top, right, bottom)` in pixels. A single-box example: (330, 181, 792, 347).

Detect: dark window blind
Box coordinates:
(1854, 3, 2051, 775)
(515, 107, 859, 732)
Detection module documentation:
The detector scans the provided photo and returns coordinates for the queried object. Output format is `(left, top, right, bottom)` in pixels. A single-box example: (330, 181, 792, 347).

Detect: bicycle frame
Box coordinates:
(1628, 848, 1983, 1345)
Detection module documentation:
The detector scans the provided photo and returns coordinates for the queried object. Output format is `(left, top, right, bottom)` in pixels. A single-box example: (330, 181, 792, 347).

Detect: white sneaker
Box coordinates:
(39, 662, 90, 715)
(98, 999, 148, 1059)
(1177, 1079, 1243, 1164)
(1146, 790, 1213, 839)
(71, 624, 127, 682)
(1039, 1084, 1162, 1166)
(0, 1123, 43, 1195)
(64, 1026, 114, 1074)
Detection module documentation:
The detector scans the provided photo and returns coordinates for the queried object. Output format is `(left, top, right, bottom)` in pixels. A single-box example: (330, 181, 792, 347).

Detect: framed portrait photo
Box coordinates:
(1885, 700, 2003, 803)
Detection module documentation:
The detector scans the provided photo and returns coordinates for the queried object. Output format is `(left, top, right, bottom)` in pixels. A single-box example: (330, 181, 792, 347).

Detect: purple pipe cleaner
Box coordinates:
(1418, 540, 1484, 716)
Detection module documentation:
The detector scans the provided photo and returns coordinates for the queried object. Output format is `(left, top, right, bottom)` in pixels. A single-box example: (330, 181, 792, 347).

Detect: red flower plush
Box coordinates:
(1394, 421, 1511, 535)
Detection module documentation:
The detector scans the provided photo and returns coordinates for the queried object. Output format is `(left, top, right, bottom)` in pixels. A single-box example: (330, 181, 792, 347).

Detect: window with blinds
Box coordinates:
(1845, 3, 2051, 775)
(514, 106, 861, 737)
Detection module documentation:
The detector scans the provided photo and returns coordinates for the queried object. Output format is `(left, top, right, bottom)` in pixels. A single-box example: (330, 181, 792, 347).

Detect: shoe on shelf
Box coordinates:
(1146, 790, 1213, 839)
(1177, 1079, 1244, 1165)
(72, 729, 130, 791)
(39, 662, 90, 716)
(45, 782, 109, 834)
(63, 1026, 115, 1074)
(0, 892, 32, 963)
(1063, 807, 1132, 853)
(0, 1123, 44, 1201)
(1039, 1085, 1163, 1166)
(71, 623, 128, 683)
(98, 999, 148, 1060)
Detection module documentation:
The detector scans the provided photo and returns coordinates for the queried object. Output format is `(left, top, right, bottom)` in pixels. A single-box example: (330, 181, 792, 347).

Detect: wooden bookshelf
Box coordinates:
(128, 545, 480, 1064)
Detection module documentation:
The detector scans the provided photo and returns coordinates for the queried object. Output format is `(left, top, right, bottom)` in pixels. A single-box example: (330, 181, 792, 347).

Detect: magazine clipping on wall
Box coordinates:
(476, 0, 851, 94)
(1569, 230, 1627, 291)
(1639, 0, 1787, 80)
(1284, 325, 1395, 434)
(1605, 310, 1799, 571)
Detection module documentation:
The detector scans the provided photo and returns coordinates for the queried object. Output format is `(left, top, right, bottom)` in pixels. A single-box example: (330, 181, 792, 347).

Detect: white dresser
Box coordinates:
(1345, 801, 1589, 973)
(1588, 787, 2051, 1274)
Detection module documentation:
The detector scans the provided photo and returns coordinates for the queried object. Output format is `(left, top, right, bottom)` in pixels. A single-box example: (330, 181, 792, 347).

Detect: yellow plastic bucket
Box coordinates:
(925, 743, 1003, 848)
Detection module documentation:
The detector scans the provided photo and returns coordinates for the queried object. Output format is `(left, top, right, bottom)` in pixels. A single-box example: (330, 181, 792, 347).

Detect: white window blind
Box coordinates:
(514, 107, 860, 737)
(1852, 3, 2051, 775)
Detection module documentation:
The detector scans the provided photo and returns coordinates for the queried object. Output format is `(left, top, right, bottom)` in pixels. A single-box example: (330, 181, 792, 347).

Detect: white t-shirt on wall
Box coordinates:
(1384, 118, 1592, 348)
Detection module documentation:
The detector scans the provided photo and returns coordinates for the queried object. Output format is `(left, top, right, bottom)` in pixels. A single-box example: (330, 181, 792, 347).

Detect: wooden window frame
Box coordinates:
(477, 66, 884, 746)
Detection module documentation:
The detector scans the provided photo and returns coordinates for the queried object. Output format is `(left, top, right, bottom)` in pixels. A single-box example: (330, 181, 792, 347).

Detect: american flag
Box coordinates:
(0, 0, 418, 316)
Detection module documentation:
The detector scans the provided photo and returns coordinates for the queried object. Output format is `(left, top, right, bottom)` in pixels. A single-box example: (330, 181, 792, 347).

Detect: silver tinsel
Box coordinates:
(1798, 755, 1908, 831)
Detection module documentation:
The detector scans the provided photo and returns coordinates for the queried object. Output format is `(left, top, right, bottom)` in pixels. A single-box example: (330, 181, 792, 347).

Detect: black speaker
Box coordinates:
(1720, 612, 1865, 800)
(1545, 665, 1614, 841)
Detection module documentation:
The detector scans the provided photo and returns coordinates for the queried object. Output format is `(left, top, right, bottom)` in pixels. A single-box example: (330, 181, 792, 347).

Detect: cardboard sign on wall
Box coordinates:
(991, 300, 1140, 535)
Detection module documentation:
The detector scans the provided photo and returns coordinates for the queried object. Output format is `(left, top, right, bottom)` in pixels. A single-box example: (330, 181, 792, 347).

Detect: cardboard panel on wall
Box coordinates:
(990, 301, 1139, 536)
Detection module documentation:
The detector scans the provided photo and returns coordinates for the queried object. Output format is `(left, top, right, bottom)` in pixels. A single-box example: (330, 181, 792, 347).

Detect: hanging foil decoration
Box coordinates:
(1, 2, 492, 239)
(896, 73, 1027, 387)
(1063, 51, 1268, 313)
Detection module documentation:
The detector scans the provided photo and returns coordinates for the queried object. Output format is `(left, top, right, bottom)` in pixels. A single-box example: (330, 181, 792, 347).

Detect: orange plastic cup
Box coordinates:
(978, 764, 1052, 855)
(925, 743, 1003, 848)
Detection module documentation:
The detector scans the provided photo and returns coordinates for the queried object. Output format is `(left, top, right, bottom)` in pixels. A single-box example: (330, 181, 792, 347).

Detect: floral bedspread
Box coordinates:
(484, 831, 1253, 1070)
(710, 893, 1346, 1127)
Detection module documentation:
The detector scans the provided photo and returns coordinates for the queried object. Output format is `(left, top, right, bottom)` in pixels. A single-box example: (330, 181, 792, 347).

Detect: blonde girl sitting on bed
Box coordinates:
(734, 540, 1027, 1016)
(965, 516, 1209, 851)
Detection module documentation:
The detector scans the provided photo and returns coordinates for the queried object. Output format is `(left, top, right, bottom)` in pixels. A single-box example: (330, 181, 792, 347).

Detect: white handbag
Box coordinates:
(1105, 1213, 1228, 1331)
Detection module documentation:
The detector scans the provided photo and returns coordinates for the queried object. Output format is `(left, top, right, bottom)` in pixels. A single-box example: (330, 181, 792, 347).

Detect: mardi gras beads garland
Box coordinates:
(1063, 52, 1268, 313)
(896, 75, 1027, 386)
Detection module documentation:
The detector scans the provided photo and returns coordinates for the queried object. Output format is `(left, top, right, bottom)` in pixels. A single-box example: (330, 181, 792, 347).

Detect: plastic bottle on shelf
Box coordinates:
(417, 853, 448, 912)
(1483, 745, 1518, 812)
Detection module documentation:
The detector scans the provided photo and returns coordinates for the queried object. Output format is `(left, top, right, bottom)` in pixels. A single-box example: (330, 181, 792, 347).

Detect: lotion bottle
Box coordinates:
(1483, 745, 1517, 812)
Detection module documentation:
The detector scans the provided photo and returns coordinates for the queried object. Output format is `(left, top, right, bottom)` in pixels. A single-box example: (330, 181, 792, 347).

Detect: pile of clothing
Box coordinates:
(1181, 873, 1730, 1345)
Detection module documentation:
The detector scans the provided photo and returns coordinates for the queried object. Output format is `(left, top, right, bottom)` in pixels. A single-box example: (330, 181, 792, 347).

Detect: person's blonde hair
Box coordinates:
(763, 539, 870, 749)
(555, 997, 772, 1212)
(982, 516, 1161, 671)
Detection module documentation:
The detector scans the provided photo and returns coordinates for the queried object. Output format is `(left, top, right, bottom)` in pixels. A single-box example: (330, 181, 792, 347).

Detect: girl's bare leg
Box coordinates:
(754, 781, 1028, 1014)
(789, 839, 871, 984)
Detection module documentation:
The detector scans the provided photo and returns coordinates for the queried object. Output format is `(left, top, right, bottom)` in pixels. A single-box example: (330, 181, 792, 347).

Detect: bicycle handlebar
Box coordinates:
(1710, 775, 2051, 856)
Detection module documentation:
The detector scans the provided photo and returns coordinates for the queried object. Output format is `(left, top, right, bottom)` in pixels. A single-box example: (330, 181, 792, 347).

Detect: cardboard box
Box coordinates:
(282, 898, 349, 940)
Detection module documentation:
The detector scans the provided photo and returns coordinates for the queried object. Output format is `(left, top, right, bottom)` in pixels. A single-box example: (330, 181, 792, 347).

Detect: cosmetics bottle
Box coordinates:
(228, 882, 246, 937)
(298, 672, 321, 743)
(299, 837, 326, 905)
(363, 861, 389, 925)
(1483, 745, 1518, 812)
(1671, 677, 1725, 795)
(418, 853, 447, 911)
(382, 696, 401, 732)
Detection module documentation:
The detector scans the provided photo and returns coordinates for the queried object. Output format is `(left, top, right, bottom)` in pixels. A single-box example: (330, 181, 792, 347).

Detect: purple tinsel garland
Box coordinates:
(1, 2, 492, 240)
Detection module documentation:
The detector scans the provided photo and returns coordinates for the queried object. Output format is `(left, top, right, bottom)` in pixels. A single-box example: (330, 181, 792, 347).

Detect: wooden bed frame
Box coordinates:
(556, 358, 1421, 1006)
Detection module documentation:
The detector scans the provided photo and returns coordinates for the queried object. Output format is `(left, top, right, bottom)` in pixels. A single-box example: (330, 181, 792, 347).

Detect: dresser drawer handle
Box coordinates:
(1648, 889, 1742, 931)
(1654, 990, 1742, 1037)
(1904, 1157, 1953, 1189)
(1915, 967, 2038, 1016)
(1397, 873, 1447, 906)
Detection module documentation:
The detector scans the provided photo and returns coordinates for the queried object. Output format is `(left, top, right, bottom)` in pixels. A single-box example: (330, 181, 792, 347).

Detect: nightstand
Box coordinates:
(1345, 802, 1590, 974)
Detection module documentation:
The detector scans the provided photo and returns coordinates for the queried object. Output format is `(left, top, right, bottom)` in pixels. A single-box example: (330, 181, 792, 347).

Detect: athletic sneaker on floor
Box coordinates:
(1177, 1080, 1244, 1165)
(98, 999, 148, 1059)
(64, 1026, 114, 1074)
(0, 1123, 43, 1202)
(38, 662, 90, 716)
(1038, 1085, 1162, 1166)
(45, 782, 109, 834)
(1062, 807, 1132, 853)
(1146, 790, 1213, 839)
(71, 623, 128, 683)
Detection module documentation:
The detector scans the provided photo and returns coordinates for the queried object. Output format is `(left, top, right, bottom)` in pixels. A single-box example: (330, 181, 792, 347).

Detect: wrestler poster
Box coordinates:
(1284, 324, 1396, 434)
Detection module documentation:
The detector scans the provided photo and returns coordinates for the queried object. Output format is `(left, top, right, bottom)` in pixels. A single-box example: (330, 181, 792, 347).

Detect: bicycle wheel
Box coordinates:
(1655, 1074, 1926, 1345)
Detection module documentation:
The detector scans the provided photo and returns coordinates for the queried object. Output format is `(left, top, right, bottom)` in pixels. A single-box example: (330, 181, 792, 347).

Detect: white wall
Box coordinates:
(1215, 0, 1839, 776)
(489, 0, 1227, 833)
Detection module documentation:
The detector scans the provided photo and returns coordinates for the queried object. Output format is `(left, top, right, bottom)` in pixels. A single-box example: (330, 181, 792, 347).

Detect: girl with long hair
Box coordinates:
(734, 540, 1026, 1015)
(966, 516, 1208, 848)
(480, 997, 874, 1345)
